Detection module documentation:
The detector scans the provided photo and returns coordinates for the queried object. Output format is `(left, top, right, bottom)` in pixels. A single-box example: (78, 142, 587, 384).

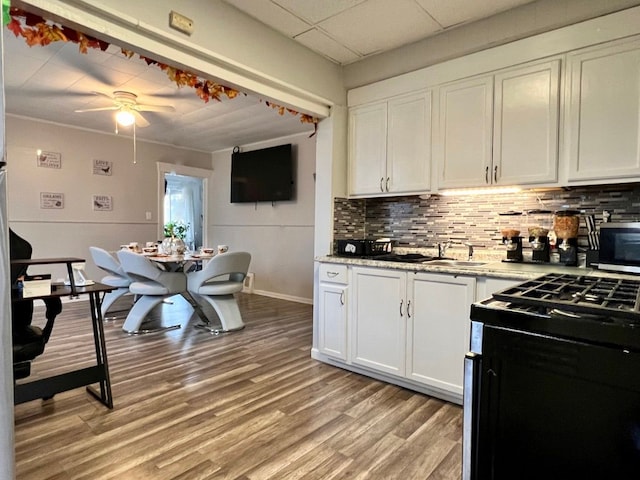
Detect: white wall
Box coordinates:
(210, 132, 316, 303)
(6, 116, 212, 281)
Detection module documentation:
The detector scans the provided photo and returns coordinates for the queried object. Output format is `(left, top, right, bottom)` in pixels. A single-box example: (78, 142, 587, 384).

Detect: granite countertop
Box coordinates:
(315, 254, 596, 281)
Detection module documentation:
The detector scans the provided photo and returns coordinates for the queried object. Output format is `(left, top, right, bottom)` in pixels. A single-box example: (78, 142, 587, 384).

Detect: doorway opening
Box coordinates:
(164, 174, 203, 250)
(157, 162, 211, 250)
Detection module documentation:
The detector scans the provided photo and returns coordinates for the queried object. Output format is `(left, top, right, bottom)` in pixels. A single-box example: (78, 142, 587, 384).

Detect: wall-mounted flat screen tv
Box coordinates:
(230, 144, 294, 203)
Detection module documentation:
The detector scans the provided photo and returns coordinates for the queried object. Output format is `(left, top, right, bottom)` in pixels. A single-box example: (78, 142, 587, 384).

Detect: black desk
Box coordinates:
(12, 282, 115, 409)
(11, 257, 85, 296)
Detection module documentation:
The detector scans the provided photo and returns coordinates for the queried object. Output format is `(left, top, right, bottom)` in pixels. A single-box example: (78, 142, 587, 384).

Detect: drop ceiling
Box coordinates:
(4, 0, 537, 152)
(223, 0, 538, 64)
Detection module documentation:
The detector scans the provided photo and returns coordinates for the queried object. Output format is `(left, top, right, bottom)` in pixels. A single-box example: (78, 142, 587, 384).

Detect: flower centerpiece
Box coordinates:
(162, 221, 189, 254)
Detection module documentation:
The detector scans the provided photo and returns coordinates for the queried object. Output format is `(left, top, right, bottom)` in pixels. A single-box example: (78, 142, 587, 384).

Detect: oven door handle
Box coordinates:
(463, 352, 482, 480)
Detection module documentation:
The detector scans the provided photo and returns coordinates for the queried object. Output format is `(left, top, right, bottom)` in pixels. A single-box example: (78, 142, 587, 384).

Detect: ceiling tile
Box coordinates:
(224, 0, 311, 37)
(21, 62, 89, 92)
(272, 0, 366, 23)
(3, 56, 43, 88)
(295, 28, 361, 64)
(51, 42, 113, 67)
(416, 0, 537, 28)
(319, 0, 442, 56)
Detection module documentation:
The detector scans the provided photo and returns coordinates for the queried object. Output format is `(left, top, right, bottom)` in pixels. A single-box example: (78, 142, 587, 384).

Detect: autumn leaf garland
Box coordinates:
(7, 8, 319, 127)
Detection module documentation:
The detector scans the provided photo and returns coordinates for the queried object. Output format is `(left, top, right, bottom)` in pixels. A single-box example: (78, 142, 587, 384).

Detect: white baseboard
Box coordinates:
(249, 289, 313, 305)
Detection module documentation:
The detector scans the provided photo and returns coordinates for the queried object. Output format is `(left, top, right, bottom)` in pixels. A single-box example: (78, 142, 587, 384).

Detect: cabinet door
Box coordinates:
(475, 276, 520, 302)
(406, 273, 476, 396)
(318, 283, 348, 360)
(351, 267, 406, 376)
(348, 103, 388, 195)
(437, 76, 493, 188)
(566, 38, 640, 181)
(387, 92, 432, 193)
(493, 60, 560, 185)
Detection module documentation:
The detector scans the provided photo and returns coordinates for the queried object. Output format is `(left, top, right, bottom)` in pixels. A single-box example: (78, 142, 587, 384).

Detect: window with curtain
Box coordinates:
(164, 174, 204, 248)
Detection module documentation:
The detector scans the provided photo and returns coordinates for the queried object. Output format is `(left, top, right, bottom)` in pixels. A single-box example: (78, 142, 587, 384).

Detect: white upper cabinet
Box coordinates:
(437, 76, 494, 188)
(348, 102, 387, 195)
(436, 59, 560, 189)
(493, 61, 560, 185)
(565, 38, 640, 182)
(349, 91, 432, 197)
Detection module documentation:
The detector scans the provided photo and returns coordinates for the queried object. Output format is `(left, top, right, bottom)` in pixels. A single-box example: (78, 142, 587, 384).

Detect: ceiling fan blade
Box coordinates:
(136, 104, 175, 113)
(133, 111, 150, 127)
(74, 106, 119, 113)
(91, 91, 115, 100)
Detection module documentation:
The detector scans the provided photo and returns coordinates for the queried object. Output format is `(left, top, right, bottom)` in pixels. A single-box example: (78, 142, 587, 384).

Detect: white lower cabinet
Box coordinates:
(475, 276, 521, 302)
(317, 264, 348, 361)
(350, 266, 475, 397)
(406, 272, 476, 396)
(350, 267, 406, 375)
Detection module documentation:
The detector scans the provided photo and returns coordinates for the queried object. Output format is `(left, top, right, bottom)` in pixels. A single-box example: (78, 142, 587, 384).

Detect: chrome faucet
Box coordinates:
(464, 242, 474, 261)
(437, 241, 452, 258)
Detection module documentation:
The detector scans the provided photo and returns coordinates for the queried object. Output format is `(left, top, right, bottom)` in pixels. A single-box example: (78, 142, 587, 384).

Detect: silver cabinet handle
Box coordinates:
(399, 299, 404, 317)
(485, 166, 489, 184)
(494, 165, 498, 183)
(340, 291, 345, 305)
(386, 177, 390, 192)
(327, 271, 339, 278)
(380, 177, 384, 192)
(407, 300, 411, 318)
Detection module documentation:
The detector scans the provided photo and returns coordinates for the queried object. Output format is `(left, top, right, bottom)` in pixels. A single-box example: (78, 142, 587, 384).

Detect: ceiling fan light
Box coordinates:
(116, 109, 135, 126)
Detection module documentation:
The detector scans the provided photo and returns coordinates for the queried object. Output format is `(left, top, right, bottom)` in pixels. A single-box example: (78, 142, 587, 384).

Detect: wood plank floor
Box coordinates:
(14, 293, 462, 479)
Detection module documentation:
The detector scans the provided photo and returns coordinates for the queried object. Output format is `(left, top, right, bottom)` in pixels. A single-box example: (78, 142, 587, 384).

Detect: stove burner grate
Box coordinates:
(492, 273, 640, 321)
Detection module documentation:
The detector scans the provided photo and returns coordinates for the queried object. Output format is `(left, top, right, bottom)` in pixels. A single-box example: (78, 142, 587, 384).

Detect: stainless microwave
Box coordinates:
(598, 222, 640, 274)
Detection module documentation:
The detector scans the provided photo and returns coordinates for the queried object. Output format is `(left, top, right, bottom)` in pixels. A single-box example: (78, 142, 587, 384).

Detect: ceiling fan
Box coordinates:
(74, 90, 175, 127)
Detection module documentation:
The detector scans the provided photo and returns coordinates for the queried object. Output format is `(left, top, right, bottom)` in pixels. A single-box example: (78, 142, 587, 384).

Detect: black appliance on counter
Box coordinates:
(529, 235, 550, 262)
(464, 273, 640, 480)
(502, 236, 523, 262)
(335, 239, 391, 257)
(598, 222, 640, 274)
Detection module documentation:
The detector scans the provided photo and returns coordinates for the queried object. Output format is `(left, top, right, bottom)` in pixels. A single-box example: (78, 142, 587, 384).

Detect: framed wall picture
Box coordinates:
(93, 159, 113, 176)
(40, 192, 64, 209)
(92, 195, 112, 211)
(36, 150, 61, 169)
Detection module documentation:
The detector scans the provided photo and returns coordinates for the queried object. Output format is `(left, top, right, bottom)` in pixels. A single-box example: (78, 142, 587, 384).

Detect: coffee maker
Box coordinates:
(554, 210, 580, 266)
(501, 229, 523, 262)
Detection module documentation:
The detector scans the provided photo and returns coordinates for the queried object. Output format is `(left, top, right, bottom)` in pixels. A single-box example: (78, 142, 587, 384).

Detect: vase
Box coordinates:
(172, 238, 186, 255)
(161, 237, 185, 255)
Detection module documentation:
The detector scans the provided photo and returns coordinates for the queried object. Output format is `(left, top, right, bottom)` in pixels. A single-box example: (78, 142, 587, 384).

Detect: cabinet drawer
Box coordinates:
(319, 264, 348, 284)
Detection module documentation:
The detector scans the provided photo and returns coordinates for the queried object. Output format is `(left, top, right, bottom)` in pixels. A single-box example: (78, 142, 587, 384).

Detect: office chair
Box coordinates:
(10, 229, 62, 380)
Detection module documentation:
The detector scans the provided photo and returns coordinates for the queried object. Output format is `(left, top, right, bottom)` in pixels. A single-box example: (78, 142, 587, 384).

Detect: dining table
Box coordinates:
(143, 252, 215, 272)
(141, 252, 217, 325)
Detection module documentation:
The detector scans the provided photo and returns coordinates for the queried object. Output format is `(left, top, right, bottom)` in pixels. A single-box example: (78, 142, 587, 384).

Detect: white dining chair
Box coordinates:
(116, 250, 188, 334)
(186, 252, 251, 333)
(89, 246, 132, 320)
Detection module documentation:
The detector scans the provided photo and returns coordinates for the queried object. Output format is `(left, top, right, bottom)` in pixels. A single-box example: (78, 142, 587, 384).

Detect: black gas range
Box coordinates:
(464, 272, 640, 480)
(472, 272, 640, 350)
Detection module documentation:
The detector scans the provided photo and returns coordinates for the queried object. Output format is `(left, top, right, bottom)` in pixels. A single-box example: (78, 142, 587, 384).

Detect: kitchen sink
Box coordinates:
(424, 259, 487, 267)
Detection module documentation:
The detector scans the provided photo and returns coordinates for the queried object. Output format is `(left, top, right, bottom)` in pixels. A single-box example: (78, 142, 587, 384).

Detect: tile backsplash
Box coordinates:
(334, 183, 640, 252)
